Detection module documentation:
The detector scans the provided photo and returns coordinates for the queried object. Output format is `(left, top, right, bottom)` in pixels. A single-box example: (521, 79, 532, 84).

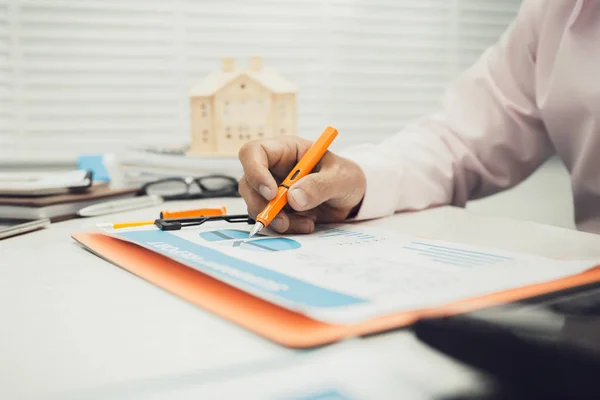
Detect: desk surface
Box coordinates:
(3, 200, 600, 399)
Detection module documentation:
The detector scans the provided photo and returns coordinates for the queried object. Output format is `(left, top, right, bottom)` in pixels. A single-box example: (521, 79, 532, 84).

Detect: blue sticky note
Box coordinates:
(77, 154, 110, 182)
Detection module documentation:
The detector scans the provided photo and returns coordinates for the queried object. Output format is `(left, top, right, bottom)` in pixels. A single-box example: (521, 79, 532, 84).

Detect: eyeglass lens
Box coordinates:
(198, 176, 237, 192)
(145, 179, 189, 197)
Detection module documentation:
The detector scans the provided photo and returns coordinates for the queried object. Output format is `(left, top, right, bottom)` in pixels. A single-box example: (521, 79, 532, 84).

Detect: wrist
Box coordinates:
(341, 158, 367, 219)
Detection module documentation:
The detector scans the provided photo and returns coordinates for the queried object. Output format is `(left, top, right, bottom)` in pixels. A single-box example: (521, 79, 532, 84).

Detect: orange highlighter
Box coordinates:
(160, 206, 227, 219)
(249, 126, 338, 237)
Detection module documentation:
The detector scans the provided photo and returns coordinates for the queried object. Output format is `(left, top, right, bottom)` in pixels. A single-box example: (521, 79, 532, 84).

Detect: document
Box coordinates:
(107, 223, 597, 324)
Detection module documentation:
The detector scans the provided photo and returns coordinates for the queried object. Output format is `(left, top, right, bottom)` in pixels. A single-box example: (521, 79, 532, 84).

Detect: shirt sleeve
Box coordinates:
(339, 0, 554, 221)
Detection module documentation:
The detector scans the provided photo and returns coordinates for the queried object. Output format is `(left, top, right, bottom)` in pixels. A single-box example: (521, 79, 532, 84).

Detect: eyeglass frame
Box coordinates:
(155, 214, 254, 231)
(139, 174, 240, 201)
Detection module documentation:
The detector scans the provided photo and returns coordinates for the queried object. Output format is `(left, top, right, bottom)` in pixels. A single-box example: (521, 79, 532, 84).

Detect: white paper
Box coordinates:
(109, 223, 597, 324)
(0, 170, 91, 195)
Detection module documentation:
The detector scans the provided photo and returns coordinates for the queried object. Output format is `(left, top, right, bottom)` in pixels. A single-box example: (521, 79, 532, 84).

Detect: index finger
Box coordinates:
(238, 137, 311, 200)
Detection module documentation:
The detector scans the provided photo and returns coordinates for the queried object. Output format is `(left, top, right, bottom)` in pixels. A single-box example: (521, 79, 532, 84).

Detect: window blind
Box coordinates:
(0, 0, 520, 163)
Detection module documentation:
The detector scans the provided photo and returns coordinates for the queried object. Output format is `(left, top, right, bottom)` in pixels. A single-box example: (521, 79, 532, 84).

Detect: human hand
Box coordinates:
(238, 136, 366, 234)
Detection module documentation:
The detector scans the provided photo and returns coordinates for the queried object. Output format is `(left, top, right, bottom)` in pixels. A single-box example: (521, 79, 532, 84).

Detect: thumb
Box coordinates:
(287, 168, 341, 212)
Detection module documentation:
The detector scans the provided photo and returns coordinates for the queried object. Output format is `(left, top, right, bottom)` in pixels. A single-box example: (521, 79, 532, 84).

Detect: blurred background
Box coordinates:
(0, 0, 574, 229)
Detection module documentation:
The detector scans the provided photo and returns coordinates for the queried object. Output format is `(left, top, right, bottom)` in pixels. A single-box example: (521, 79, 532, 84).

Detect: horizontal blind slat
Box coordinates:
(2, 0, 521, 162)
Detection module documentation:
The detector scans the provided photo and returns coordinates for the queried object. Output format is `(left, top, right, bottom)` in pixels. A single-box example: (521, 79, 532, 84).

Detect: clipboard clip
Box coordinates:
(155, 214, 255, 231)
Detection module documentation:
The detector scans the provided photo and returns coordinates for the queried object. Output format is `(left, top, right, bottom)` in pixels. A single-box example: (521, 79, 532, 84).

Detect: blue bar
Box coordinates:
(404, 247, 495, 265)
(405, 247, 481, 263)
(358, 235, 375, 239)
(319, 233, 348, 238)
(411, 241, 512, 261)
(429, 257, 475, 267)
(421, 254, 478, 267)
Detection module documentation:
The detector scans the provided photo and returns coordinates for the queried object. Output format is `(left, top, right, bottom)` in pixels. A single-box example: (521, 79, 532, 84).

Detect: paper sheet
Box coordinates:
(107, 223, 597, 324)
(0, 170, 91, 195)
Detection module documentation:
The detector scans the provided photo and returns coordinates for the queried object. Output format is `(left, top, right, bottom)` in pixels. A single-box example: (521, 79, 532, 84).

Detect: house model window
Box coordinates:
(188, 57, 297, 156)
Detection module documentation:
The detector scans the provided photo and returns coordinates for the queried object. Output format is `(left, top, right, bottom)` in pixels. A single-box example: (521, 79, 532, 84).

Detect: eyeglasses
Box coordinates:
(139, 175, 240, 201)
(155, 214, 254, 231)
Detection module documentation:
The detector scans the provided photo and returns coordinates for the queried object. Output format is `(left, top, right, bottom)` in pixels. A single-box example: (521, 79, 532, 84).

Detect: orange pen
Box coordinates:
(160, 206, 227, 219)
(249, 126, 338, 237)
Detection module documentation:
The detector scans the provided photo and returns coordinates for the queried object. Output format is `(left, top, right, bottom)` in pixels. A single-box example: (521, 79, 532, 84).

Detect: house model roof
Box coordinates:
(189, 57, 297, 97)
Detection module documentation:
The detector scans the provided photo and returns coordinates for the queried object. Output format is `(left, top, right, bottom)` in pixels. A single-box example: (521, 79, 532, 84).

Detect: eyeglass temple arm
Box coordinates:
(155, 214, 254, 231)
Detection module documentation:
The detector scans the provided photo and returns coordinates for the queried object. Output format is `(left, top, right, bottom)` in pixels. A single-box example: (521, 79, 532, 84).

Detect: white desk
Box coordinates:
(2, 201, 600, 399)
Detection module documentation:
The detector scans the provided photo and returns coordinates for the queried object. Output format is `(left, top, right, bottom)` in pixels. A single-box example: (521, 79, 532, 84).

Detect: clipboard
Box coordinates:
(72, 232, 600, 348)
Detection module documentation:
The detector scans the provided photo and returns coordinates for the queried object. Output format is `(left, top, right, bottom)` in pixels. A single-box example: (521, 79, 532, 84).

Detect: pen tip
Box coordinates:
(249, 222, 264, 238)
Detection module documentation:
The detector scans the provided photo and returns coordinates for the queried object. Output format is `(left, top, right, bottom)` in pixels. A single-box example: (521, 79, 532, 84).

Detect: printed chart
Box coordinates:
(316, 227, 376, 241)
(199, 229, 263, 241)
(402, 241, 512, 267)
(199, 229, 301, 252)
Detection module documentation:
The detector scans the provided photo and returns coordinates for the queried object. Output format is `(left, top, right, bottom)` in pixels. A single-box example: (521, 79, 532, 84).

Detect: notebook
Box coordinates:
(0, 185, 139, 221)
(0, 170, 93, 196)
(72, 222, 600, 348)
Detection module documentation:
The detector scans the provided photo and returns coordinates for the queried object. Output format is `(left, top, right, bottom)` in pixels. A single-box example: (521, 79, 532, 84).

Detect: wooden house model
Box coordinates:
(188, 57, 297, 156)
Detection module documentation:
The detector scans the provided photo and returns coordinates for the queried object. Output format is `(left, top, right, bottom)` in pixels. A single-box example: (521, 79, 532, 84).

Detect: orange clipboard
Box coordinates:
(72, 232, 600, 348)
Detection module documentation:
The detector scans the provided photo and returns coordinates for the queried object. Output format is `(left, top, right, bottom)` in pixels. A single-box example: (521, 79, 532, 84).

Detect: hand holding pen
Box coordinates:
(238, 126, 367, 235)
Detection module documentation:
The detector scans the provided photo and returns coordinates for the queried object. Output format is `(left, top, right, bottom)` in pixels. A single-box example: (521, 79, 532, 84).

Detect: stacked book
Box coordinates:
(0, 170, 137, 221)
(116, 145, 244, 185)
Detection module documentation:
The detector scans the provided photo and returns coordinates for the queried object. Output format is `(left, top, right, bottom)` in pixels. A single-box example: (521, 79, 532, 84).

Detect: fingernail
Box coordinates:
(259, 185, 273, 200)
(289, 188, 308, 208)
(270, 216, 285, 231)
